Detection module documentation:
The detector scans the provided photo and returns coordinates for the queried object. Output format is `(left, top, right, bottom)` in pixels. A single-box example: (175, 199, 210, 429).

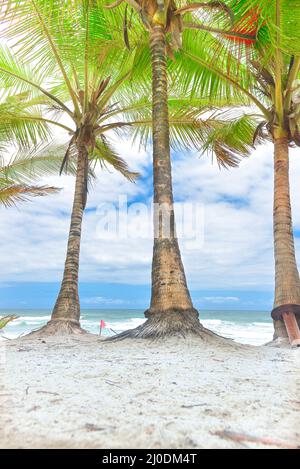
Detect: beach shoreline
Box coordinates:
(0, 333, 299, 449)
(1, 308, 275, 346)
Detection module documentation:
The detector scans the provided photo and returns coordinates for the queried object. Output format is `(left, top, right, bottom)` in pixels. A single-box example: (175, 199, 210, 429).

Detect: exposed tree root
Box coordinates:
(272, 313, 300, 346)
(24, 319, 87, 338)
(266, 336, 290, 348)
(273, 319, 288, 340)
(106, 308, 228, 342)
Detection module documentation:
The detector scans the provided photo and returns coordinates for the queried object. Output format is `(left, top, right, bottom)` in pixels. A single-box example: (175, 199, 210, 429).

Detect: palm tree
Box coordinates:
(103, 0, 256, 338)
(178, 0, 300, 340)
(2, 0, 231, 335)
(2, 0, 258, 337)
(0, 1, 143, 334)
(2, 0, 253, 337)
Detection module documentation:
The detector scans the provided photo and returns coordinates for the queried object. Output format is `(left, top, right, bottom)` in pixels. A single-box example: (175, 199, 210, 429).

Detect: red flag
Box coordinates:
(100, 320, 106, 329)
(99, 319, 106, 336)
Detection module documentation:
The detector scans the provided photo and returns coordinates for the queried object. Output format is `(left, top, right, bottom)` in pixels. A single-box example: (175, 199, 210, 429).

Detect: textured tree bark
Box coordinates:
(37, 142, 88, 335)
(273, 137, 300, 339)
(109, 24, 203, 340)
(147, 24, 197, 316)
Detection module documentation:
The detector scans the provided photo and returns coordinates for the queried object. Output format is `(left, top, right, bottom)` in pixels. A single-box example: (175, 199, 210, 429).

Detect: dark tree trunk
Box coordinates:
(272, 137, 300, 339)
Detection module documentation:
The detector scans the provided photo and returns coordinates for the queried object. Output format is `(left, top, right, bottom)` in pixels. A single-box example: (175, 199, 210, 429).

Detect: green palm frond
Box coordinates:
(0, 1, 145, 197)
(0, 142, 76, 185)
(0, 142, 63, 207)
(124, 101, 259, 168)
(0, 315, 19, 329)
(1, 0, 135, 101)
(0, 184, 60, 208)
(0, 99, 51, 148)
(1, 0, 268, 185)
(0, 43, 73, 116)
(93, 138, 139, 182)
(0, 44, 46, 95)
(228, 0, 300, 55)
(176, 29, 258, 104)
(199, 112, 268, 168)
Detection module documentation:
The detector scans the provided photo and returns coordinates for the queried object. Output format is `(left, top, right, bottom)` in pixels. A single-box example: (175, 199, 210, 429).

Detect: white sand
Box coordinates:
(0, 333, 299, 449)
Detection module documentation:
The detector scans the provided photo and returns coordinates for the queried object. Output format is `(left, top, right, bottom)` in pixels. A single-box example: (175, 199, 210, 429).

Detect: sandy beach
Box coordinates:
(0, 332, 299, 449)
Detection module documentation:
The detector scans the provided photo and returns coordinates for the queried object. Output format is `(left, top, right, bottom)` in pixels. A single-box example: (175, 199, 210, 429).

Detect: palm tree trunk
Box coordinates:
(110, 24, 202, 340)
(272, 137, 300, 339)
(147, 25, 198, 317)
(41, 142, 88, 335)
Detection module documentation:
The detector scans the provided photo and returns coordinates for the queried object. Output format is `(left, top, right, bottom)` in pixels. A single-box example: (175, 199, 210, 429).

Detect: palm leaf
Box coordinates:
(92, 138, 139, 182)
(0, 315, 19, 329)
(0, 142, 76, 184)
(0, 184, 60, 207)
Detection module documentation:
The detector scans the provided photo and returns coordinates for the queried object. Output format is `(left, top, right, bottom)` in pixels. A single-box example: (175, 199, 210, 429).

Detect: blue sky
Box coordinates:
(1, 138, 300, 311)
(0, 282, 273, 311)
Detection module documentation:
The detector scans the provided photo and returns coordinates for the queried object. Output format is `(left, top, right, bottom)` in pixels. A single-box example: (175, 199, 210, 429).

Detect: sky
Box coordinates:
(1, 136, 300, 311)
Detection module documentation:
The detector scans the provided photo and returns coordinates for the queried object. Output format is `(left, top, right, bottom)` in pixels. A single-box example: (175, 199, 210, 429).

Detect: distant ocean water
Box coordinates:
(0, 309, 273, 346)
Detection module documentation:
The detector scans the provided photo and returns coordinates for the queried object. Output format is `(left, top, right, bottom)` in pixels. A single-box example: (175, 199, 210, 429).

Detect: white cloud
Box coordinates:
(201, 296, 240, 303)
(82, 296, 124, 305)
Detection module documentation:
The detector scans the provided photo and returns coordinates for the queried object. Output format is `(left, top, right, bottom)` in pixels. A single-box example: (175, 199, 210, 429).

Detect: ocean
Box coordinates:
(0, 309, 273, 345)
